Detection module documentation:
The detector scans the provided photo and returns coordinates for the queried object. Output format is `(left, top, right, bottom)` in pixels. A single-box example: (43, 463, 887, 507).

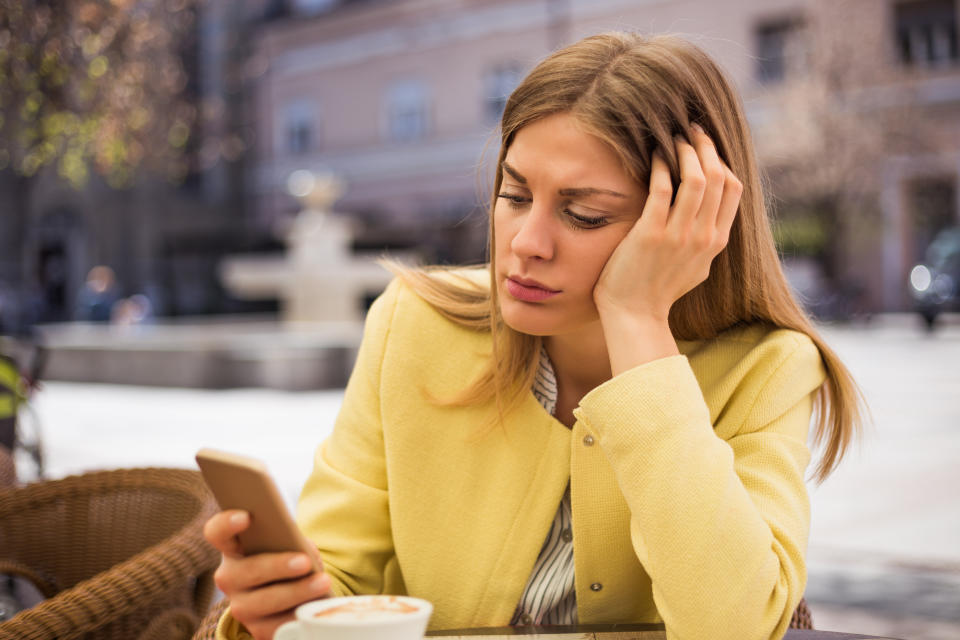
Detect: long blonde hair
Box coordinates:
(390, 32, 863, 483)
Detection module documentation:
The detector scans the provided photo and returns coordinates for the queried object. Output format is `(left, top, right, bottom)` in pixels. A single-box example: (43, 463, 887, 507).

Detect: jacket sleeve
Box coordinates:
(572, 331, 825, 640)
(297, 278, 404, 595)
(215, 280, 403, 640)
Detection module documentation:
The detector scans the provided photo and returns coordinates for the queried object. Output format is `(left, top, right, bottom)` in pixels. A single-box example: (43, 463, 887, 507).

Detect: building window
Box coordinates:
(895, 0, 959, 67)
(483, 64, 524, 122)
(282, 101, 315, 155)
(386, 80, 429, 142)
(755, 17, 807, 84)
(908, 175, 957, 258)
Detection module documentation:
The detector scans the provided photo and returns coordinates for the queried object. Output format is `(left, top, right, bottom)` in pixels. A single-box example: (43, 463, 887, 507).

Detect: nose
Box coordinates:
(510, 204, 555, 261)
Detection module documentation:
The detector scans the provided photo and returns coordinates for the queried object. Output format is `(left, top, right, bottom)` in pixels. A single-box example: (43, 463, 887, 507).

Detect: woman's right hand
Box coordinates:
(203, 510, 332, 640)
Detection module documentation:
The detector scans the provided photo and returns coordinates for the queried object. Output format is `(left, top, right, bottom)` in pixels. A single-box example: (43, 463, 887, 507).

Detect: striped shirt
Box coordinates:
(510, 346, 578, 626)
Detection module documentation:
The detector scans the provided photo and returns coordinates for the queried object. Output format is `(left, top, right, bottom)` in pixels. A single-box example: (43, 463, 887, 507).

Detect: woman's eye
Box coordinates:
(566, 210, 608, 228)
(497, 193, 529, 209)
(497, 194, 608, 228)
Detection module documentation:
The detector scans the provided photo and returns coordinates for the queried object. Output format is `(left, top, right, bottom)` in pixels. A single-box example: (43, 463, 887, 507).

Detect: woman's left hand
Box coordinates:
(593, 125, 743, 325)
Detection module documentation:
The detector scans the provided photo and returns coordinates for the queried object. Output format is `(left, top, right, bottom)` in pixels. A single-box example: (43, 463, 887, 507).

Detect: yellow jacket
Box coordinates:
(219, 275, 825, 640)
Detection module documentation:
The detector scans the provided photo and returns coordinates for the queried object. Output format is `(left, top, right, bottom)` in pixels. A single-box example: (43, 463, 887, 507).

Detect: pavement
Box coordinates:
(11, 313, 960, 640)
(801, 315, 960, 639)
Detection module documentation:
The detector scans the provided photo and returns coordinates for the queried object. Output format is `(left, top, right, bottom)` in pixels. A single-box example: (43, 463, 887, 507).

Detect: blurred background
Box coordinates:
(1, 0, 958, 638)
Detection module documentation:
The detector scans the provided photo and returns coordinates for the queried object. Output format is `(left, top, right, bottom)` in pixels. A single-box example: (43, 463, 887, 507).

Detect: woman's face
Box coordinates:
(494, 112, 647, 337)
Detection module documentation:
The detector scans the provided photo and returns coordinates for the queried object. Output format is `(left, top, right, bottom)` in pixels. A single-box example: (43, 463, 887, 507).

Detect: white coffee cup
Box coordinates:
(273, 595, 433, 640)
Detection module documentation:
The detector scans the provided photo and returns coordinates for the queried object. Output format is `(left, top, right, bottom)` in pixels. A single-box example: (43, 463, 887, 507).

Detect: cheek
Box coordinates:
(492, 207, 514, 259)
(574, 232, 628, 286)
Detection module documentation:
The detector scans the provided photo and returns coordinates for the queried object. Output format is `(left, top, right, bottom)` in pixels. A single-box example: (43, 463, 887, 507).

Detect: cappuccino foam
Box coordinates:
(313, 596, 420, 622)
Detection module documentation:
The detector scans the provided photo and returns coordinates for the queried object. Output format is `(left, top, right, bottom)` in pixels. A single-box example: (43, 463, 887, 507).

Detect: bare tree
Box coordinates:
(757, 0, 940, 311)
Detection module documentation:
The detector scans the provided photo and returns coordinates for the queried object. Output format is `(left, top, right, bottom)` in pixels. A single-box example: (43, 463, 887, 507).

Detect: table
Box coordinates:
(426, 624, 901, 639)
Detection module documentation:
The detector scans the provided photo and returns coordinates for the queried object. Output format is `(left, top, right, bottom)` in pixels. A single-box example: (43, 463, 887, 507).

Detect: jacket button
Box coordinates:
(590, 582, 603, 591)
(583, 435, 595, 446)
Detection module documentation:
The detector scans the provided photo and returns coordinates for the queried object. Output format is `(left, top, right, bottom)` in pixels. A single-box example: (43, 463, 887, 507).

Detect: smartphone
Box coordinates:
(196, 447, 322, 572)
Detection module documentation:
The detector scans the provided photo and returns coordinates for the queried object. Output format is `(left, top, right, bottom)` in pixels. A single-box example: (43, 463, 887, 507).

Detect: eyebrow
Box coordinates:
(501, 161, 628, 199)
(501, 162, 527, 184)
(558, 186, 628, 199)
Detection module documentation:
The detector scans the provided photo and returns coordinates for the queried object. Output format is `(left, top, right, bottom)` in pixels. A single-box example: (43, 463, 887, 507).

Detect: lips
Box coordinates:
(505, 276, 560, 302)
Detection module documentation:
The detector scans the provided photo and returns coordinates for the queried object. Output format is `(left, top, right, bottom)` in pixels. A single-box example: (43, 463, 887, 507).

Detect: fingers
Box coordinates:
(688, 125, 726, 226)
(669, 126, 742, 253)
(716, 164, 743, 240)
(213, 548, 331, 637)
(204, 510, 250, 558)
(215, 551, 317, 593)
(203, 509, 333, 640)
(640, 151, 673, 228)
(669, 135, 706, 231)
(225, 567, 331, 621)
(226, 567, 331, 640)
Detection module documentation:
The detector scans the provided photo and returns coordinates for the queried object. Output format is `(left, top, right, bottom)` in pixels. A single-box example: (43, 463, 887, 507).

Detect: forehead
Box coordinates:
(504, 113, 638, 191)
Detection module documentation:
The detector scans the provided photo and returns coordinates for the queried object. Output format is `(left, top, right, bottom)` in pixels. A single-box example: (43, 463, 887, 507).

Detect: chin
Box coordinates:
(503, 318, 556, 337)
(501, 298, 605, 341)
(499, 298, 585, 337)
(498, 299, 551, 336)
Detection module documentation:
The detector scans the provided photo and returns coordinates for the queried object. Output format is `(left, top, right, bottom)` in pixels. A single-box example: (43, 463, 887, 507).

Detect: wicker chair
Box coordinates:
(191, 591, 814, 638)
(790, 597, 814, 629)
(0, 445, 15, 488)
(0, 467, 220, 640)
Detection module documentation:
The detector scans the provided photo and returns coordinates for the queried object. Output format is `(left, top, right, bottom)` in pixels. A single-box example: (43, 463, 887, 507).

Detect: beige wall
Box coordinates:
(250, 0, 803, 219)
(248, 0, 960, 310)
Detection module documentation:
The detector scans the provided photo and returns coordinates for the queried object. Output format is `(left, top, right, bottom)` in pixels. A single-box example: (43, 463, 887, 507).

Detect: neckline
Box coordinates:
(522, 386, 574, 432)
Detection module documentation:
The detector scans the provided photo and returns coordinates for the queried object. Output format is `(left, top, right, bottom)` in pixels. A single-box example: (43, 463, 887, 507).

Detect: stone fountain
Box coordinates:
(30, 172, 399, 390)
(219, 171, 396, 323)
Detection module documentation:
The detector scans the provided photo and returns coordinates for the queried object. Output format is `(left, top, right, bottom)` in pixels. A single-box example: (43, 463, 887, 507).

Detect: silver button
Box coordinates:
(583, 435, 595, 446)
(561, 528, 573, 543)
(520, 613, 533, 625)
(590, 582, 603, 591)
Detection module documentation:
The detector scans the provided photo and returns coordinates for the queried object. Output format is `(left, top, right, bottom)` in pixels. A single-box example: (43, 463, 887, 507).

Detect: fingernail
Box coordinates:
(310, 574, 329, 592)
(691, 122, 705, 133)
(289, 555, 310, 571)
(229, 512, 248, 526)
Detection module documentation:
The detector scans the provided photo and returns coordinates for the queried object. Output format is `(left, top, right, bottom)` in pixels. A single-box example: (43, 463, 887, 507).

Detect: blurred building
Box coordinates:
(249, 0, 960, 313)
(0, 0, 271, 330)
(2, 0, 958, 329)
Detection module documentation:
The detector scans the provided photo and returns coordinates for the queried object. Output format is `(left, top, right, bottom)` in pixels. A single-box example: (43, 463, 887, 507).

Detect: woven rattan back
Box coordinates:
(0, 467, 220, 640)
(790, 597, 814, 629)
(0, 446, 14, 488)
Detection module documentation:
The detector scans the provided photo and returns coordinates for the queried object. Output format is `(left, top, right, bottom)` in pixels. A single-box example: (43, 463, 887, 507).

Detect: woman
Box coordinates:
(205, 32, 862, 640)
